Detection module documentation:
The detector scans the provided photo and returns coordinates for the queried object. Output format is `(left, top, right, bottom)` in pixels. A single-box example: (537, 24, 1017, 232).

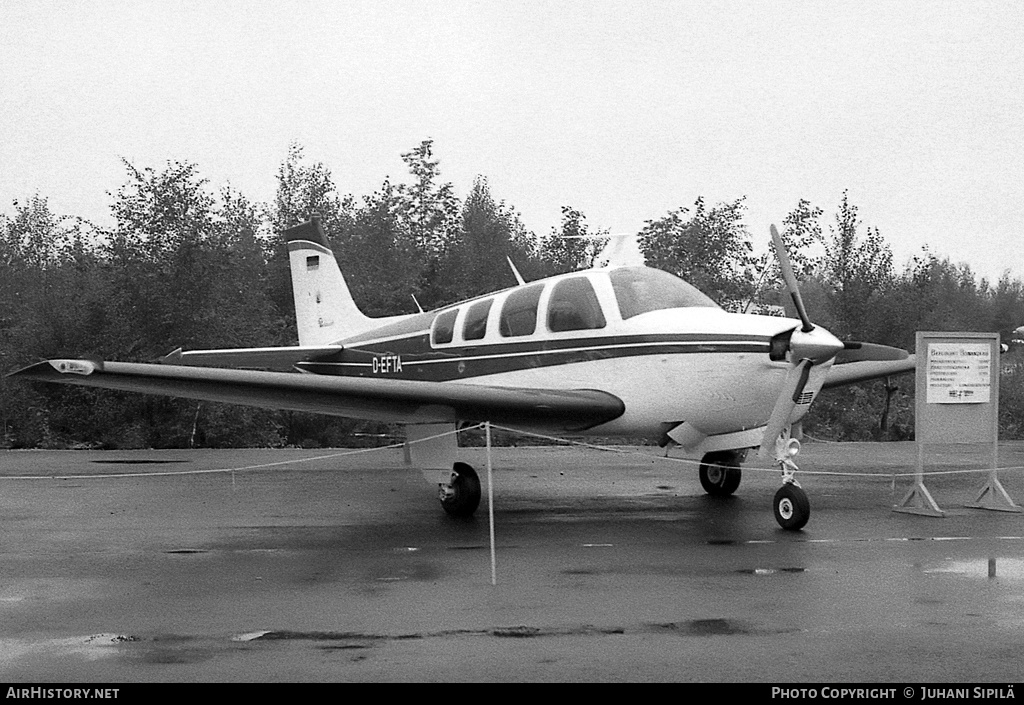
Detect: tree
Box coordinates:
(0, 195, 97, 447)
(333, 179, 423, 316)
(816, 191, 894, 340)
(534, 206, 607, 277)
(395, 139, 462, 261)
(638, 197, 755, 308)
(433, 176, 539, 303)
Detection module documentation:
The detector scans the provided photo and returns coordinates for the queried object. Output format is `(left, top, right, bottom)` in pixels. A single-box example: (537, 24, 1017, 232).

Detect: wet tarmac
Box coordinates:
(2, 441, 1024, 682)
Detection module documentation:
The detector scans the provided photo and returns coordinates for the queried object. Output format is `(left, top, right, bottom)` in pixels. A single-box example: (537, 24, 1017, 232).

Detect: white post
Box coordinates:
(486, 421, 496, 586)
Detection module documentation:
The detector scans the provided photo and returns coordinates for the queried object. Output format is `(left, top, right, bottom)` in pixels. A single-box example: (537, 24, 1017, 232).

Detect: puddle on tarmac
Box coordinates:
(922, 558, 1024, 579)
(91, 459, 189, 465)
(736, 567, 807, 575)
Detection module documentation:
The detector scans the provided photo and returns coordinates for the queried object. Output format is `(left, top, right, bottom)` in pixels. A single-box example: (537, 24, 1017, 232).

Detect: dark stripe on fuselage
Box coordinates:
(296, 333, 771, 382)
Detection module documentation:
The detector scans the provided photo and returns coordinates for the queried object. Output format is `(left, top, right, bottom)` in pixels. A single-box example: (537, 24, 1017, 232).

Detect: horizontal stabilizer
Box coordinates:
(160, 345, 343, 370)
(10, 359, 625, 433)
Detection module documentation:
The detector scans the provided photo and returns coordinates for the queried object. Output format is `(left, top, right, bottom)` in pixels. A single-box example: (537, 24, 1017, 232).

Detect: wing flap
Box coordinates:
(10, 359, 624, 433)
(160, 345, 343, 370)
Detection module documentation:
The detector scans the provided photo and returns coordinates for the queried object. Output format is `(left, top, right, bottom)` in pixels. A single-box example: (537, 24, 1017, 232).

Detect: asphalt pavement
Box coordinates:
(2, 441, 1024, 682)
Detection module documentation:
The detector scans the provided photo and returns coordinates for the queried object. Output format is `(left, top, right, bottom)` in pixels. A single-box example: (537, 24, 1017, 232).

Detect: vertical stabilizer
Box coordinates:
(284, 217, 397, 345)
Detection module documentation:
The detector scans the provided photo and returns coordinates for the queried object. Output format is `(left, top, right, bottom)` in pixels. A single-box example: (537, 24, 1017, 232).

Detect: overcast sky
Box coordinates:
(2, 0, 1022, 282)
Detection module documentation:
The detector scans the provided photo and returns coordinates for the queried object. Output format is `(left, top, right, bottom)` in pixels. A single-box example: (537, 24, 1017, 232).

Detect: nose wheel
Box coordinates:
(773, 483, 810, 530)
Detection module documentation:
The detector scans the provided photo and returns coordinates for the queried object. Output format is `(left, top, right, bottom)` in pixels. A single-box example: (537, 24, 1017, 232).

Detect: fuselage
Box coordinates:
(295, 266, 833, 442)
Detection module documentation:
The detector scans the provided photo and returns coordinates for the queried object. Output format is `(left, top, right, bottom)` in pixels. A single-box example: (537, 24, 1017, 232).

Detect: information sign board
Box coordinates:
(925, 342, 992, 404)
(916, 333, 999, 445)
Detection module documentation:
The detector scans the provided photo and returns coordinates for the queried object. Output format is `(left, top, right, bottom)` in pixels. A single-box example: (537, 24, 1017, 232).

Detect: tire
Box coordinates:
(699, 452, 742, 496)
(440, 462, 481, 518)
(773, 484, 810, 531)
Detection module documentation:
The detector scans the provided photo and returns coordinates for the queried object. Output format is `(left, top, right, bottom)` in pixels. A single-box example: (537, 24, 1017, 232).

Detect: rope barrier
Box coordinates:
(1, 421, 1020, 483)
(486, 424, 1024, 480)
(0, 424, 484, 482)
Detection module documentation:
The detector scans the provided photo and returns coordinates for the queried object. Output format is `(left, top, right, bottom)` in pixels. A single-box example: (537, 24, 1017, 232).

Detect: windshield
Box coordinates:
(609, 267, 719, 320)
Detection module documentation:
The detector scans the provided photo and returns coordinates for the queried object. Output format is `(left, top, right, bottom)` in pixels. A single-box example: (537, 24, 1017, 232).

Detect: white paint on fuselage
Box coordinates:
(447, 305, 833, 442)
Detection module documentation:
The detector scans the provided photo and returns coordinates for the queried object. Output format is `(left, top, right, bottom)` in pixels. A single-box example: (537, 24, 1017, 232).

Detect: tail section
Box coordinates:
(284, 217, 405, 345)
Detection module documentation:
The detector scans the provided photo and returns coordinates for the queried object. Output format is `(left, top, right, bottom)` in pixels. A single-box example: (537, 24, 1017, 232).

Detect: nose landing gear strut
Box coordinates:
(772, 436, 810, 530)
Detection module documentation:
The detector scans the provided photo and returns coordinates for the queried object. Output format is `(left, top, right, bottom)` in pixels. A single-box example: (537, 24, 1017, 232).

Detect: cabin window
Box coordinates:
(609, 267, 719, 319)
(547, 277, 606, 332)
(463, 299, 492, 341)
(432, 308, 458, 345)
(499, 284, 544, 337)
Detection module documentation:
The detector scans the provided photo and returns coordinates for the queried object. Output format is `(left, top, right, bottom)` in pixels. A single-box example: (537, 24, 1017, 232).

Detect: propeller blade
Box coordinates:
(770, 224, 813, 333)
(835, 341, 910, 364)
(758, 359, 813, 459)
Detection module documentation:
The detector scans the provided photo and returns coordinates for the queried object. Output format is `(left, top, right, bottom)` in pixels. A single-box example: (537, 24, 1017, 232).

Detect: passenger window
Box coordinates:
(432, 308, 458, 345)
(548, 277, 606, 332)
(463, 299, 492, 341)
(500, 284, 544, 337)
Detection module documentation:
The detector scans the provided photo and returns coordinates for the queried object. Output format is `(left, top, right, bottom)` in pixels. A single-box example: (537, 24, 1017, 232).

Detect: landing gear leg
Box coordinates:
(699, 450, 744, 496)
(772, 435, 810, 530)
(438, 462, 481, 518)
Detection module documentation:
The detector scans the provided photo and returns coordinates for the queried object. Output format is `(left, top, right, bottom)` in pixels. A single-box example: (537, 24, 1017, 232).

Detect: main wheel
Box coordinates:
(773, 484, 810, 531)
(699, 452, 742, 496)
(439, 462, 481, 517)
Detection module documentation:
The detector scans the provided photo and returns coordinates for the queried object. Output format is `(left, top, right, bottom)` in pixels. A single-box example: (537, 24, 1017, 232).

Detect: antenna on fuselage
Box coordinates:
(411, 294, 424, 313)
(506, 256, 527, 286)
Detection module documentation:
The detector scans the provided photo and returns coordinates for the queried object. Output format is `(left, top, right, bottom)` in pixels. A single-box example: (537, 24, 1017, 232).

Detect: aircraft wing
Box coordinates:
(820, 355, 917, 389)
(9, 359, 625, 433)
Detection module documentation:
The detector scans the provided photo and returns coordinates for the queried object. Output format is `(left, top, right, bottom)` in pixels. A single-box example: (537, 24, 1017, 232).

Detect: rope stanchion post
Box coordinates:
(486, 421, 496, 586)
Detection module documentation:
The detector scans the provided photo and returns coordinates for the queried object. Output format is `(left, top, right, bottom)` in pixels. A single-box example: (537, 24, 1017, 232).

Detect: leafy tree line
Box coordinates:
(1, 141, 1022, 448)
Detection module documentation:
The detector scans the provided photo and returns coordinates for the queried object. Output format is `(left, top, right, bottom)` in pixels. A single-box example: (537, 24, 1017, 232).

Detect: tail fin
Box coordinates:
(284, 217, 405, 345)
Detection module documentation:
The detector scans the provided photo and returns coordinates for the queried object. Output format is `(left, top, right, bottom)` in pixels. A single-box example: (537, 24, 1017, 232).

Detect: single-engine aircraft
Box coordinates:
(10, 218, 916, 530)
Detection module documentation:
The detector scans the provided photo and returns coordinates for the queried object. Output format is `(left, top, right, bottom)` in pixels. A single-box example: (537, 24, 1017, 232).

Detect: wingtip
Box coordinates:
(7, 358, 102, 380)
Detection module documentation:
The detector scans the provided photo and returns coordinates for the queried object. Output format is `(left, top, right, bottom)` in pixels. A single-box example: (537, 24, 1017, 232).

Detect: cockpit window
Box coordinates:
(432, 308, 458, 345)
(548, 277, 606, 332)
(609, 267, 719, 320)
(499, 284, 544, 337)
(463, 299, 492, 341)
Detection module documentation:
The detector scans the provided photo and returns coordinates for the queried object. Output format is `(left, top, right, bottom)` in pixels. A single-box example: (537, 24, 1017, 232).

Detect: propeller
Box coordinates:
(757, 225, 844, 459)
(772, 224, 814, 334)
(757, 225, 912, 458)
(835, 341, 909, 364)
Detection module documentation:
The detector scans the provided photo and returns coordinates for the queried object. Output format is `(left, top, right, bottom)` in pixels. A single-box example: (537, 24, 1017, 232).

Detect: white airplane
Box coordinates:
(10, 218, 915, 530)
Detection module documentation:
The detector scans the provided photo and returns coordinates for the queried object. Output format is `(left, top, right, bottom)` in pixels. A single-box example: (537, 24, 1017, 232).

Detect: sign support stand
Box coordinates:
(894, 442, 945, 516)
(966, 440, 1021, 512)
